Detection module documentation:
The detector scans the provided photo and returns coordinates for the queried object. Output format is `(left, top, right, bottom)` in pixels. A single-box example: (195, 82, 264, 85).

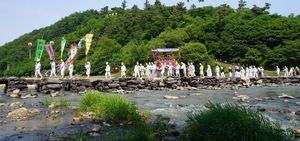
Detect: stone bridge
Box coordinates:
(0, 76, 299, 98)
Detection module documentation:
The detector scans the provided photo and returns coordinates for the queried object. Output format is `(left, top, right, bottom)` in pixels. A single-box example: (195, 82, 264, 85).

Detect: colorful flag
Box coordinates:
(61, 37, 66, 58)
(35, 39, 46, 61)
(77, 36, 86, 48)
(69, 44, 77, 64)
(45, 43, 55, 60)
(85, 34, 94, 55)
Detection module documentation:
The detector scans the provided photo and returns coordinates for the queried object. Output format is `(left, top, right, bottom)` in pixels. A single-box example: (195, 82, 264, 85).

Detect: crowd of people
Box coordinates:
(34, 59, 299, 79)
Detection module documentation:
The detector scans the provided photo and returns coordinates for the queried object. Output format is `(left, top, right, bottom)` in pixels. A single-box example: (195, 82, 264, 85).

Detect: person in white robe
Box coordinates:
(120, 62, 126, 78)
(105, 62, 111, 79)
(35, 59, 43, 78)
(49, 60, 56, 78)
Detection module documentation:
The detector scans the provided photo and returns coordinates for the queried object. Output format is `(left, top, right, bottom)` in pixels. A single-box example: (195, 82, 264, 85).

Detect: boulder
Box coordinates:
(108, 84, 120, 88)
(46, 84, 61, 89)
(278, 93, 294, 99)
(296, 109, 300, 116)
(9, 102, 23, 109)
(163, 95, 179, 100)
(7, 107, 29, 119)
(13, 89, 20, 94)
(45, 79, 62, 84)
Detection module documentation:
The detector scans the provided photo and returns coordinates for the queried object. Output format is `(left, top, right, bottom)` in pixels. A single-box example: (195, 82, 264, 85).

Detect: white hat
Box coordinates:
(36, 59, 40, 62)
(106, 62, 108, 65)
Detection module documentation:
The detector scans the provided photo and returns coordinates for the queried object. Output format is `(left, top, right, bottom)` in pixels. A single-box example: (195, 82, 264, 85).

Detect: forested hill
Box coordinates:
(0, 1, 300, 77)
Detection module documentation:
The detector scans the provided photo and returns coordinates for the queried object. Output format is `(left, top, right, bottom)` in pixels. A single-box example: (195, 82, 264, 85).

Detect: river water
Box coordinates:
(0, 86, 300, 139)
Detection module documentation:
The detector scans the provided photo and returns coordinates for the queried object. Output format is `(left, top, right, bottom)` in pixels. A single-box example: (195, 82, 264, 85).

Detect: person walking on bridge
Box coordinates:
(35, 60, 43, 78)
(121, 62, 126, 78)
(69, 63, 74, 78)
(49, 60, 56, 78)
(276, 66, 280, 76)
(85, 61, 91, 78)
(105, 62, 111, 79)
(60, 59, 65, 78)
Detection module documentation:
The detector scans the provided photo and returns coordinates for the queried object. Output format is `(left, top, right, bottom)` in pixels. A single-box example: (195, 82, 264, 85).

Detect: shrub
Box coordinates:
(181, 102, 294, 141)
(78, 90, 140, 122)
(42, 97, 70, 108)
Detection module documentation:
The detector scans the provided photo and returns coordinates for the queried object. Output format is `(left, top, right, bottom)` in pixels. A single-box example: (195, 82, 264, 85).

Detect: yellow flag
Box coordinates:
(85, 34, 94, 55)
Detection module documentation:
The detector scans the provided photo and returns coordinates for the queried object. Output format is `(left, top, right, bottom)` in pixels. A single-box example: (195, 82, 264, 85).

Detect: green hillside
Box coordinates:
(0, 1, 300, 77)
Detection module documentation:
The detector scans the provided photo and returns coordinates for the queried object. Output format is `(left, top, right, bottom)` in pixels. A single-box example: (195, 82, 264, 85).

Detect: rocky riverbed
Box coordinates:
(1, 86, 300, 140)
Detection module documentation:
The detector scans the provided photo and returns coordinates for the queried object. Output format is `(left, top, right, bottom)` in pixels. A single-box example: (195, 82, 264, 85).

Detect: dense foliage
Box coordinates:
(181, 102, 293, 141)
(1, 0, 300, 76)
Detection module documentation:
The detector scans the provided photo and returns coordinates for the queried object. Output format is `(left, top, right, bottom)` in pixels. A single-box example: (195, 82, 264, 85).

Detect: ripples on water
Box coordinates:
(1, 86, 300, 131)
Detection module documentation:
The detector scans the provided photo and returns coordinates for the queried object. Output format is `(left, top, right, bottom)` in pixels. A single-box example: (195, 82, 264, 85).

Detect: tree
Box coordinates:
(122, 0, 127, 10)
(238, 0, 247, 10)
(144, 0, 150, 9)
(179, 42, 214, 74)
(190, 4, 196, 9)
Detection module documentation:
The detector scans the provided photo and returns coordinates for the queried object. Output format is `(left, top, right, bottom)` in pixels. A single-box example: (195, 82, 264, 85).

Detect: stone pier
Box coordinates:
(0, 76, 300, 98)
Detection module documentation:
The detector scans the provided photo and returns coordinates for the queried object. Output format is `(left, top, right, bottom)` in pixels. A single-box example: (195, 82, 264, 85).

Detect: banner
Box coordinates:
(69, 44, 77, 64)
(61, 37, 66, 58)
(85, 34, 93, 55)
(45, 43, 55, 60)
(77, 36, 86, 48)
(35, 39, 46, 61)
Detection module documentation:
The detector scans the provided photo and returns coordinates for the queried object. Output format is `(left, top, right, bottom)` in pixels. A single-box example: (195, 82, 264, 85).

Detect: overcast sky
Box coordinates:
(0, 0, 299, 46)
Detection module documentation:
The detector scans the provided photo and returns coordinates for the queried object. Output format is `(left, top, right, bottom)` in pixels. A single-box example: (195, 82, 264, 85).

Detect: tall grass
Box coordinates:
(181, 101, 294, 141)
(78, 90, 140, 122)
(42, 97, 70, 108)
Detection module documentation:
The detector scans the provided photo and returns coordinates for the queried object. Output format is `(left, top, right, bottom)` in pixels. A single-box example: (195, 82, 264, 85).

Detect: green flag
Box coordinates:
(35, 39, 46, 61)
(61, 37, 66, 58)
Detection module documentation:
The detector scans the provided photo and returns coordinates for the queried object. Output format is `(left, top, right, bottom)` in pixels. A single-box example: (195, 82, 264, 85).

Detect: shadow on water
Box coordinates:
(0, 86, 300, 140)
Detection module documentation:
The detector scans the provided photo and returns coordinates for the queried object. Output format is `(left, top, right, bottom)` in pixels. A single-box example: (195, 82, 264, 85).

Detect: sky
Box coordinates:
(0, 0, 299, 46)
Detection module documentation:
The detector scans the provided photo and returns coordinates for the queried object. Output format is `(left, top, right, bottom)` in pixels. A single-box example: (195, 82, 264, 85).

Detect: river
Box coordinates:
(0, 86, 300, 140)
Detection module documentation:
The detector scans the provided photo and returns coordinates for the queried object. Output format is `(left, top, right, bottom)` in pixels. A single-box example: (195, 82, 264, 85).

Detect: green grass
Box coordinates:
(42, 97, 70, 108)
(181, 101, 294, 141)
(78, 90, 140, 123)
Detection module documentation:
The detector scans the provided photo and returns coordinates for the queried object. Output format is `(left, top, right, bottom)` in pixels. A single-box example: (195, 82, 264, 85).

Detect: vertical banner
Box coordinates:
(45, 43, 55, 60)
(85, 34, 93, 55)
(77, 36, 86, 48)
(69, 44, 77, 64)
(35, 39, 46, 61)
(61, 37, 66, 58)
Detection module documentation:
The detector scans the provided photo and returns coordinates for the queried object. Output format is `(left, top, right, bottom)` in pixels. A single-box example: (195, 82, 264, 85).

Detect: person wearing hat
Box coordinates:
(60, 59, 65, 78)
(105, 62, 111, 79)
(49, 60, 56, 78)
(85, 61, 91, 78)
(121, 62, 126, 78)
(35, 59, 43, 78)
